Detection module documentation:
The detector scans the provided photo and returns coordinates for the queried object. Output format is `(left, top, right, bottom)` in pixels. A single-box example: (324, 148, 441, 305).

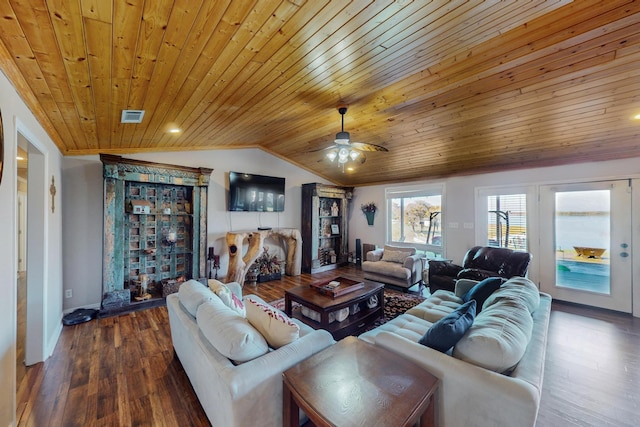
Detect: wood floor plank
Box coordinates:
(16, 265, 640, 426)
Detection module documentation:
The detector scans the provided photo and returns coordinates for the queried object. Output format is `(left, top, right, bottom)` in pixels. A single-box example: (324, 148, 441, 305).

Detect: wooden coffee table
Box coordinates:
(284, 279, 384, 340)
(283, 336, 439, 427)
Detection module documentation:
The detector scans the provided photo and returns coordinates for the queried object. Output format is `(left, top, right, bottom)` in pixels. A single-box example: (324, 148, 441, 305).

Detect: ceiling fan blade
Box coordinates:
(357, 151, 367, 164)
(307, 144, 337, 153)
(350, 142, 389, 152)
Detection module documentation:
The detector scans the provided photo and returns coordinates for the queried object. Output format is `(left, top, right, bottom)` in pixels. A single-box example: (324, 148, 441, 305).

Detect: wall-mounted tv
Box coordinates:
(228, 171, 285, 212)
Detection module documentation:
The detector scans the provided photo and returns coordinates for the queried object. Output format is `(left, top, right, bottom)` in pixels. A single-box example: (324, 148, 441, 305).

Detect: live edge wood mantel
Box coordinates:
(226, 228, 302, 286)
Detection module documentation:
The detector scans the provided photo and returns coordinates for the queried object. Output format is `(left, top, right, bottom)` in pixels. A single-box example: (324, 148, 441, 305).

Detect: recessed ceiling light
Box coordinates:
(633, 113, 640, 120)
(16, 156, 24, 160)
(168, 128, 181, 134)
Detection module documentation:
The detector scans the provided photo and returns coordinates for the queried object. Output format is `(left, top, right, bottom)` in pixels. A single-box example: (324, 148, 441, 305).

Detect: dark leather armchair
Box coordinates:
(428, 246, 531, 293)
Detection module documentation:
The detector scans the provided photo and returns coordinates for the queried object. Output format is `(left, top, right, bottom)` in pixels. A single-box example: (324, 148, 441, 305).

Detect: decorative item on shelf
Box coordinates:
(208, 247, 220, 279)
(331, 224, 340, 234)
(251, 246, 282, 283)
(361, 201, 377, 226)
(165, 227, 178, 252)
(134, 274, 151, 301)
(331, 201, 339, 216)
(128, 199, 152, 214)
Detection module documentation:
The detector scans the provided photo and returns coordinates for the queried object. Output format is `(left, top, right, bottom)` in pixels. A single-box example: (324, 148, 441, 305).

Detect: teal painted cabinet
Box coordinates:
(100, 154, 212, 311)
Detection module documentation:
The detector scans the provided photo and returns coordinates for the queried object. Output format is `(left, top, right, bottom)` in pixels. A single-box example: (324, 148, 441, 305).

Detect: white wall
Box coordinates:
(349, 158, 640, 316)
(61, 150, 329, 311)
(0, 70, 63, 426)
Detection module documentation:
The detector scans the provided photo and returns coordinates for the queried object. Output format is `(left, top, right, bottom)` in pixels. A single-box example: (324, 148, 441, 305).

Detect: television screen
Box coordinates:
(228, 172, 285, 212)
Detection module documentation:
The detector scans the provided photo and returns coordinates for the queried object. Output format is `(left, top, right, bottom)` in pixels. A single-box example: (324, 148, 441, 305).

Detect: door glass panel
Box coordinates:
(555, 190, 610, 294)
(487, 194, 527, 251)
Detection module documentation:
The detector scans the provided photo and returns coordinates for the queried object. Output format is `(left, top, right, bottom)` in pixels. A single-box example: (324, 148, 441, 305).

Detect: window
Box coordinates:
(386, 184, 443, 255)
(477, 187, 532, 252)
(487, 194, 527, 250)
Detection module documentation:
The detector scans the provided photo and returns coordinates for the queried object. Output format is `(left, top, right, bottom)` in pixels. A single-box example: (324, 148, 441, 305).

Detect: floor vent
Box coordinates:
(121, 110, 145, 123)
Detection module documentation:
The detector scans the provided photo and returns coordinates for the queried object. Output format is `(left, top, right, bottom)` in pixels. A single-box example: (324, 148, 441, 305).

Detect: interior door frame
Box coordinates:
(539, 180, 632, 313)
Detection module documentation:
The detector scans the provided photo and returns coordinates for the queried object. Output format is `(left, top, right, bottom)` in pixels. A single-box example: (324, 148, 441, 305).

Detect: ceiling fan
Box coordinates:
(313, 106, 388, 166)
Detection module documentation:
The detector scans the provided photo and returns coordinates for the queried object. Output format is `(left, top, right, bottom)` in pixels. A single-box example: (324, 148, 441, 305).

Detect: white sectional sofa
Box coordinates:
(359, 276, 551, 427)
(167, 280, 334, 427)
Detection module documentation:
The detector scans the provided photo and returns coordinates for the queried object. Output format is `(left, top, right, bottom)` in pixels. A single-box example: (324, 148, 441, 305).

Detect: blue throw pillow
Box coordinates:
(462, 277, 504, 312)
(419, 300, 476, 353)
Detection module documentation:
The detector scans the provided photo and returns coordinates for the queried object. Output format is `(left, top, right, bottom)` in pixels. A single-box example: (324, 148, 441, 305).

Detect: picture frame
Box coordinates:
(331, 224, 340, 234)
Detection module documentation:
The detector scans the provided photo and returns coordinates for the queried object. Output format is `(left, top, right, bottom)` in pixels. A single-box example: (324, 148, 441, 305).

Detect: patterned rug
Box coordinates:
(269, 288, 425, 330)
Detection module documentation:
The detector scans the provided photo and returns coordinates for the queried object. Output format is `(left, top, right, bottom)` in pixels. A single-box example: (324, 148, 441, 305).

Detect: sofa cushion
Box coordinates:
(462, 277, 504, 312)
(382, 250, 410, 264)
(453, 297, 533, 373)
(196, 297, 268, 363)
(362, 260, 412, 280)
(406, 290, 463, 323)
(381, 245, 415, 264)
(178, 279, 215, 317)
(419, 300, 476, 352)
(483, 276, 540, 313)
(245, 298, 300, 348)
(208, 279, 246, 317)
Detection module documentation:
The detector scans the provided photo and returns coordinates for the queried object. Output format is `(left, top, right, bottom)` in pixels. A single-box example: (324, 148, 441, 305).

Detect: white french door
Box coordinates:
(539, 180, 632, 312)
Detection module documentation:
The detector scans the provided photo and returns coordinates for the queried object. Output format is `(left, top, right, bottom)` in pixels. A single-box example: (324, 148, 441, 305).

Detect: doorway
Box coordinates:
(539, 180, 632, 312)
(15, 143, 28, 389)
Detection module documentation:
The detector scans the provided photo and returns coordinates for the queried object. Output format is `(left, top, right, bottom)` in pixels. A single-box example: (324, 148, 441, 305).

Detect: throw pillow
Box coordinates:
(419, 300, 476, 353)
(178, 279, 215, 317)
(482, 276, 540, 313)
(381, 250, 410, 264)
(462, 277, 504, 312)
(196, 298, 268, 363)
(245, 298, 300, 348)
(208, 279, 246, 317)
(453, 297, 533, 373)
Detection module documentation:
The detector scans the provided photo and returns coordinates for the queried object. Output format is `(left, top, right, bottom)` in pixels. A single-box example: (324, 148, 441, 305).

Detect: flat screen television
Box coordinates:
(228, 171, 285, 212)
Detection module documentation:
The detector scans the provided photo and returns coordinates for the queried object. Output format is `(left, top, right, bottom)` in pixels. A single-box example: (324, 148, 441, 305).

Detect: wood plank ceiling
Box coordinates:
(1, 0, 640, 186)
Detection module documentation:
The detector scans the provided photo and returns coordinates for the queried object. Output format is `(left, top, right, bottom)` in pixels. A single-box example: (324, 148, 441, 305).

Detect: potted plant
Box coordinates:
(361, 202, 377, 225)
(252, 247, 282, 283)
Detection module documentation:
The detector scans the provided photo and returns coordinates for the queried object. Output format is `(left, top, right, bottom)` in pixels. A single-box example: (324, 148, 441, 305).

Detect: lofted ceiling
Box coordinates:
(1, 0, 640, 186)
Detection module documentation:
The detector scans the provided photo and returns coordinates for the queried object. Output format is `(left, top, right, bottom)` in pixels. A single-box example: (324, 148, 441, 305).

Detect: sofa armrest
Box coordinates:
(457, 267, 499, 282)
(428, 260, 463, 277)
(220, 329, 335, 399)
(366, 248, 384, 262)
(403, 254, 422, 282)
(375, 332, 542, 427)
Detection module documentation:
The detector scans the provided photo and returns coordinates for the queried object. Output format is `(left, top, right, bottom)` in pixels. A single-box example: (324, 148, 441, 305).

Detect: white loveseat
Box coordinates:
(167, 280, 334, 427)
(359, 276, 551, 427)
(361, 245, 422, 290)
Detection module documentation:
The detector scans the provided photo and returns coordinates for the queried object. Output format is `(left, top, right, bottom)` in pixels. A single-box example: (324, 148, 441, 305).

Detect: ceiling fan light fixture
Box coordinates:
(335, 131, 350, 143)
(349, 150, 360, 160)
(338, 147, 350, 163)
(326, 151, 337, 162)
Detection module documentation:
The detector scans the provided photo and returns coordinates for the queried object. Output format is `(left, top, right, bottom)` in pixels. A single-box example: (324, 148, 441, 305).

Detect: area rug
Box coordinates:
(269, 288, 425, 329)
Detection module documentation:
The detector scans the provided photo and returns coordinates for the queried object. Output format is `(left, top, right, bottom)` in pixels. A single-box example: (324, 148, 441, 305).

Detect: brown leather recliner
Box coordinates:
(428, 246, 531, 293)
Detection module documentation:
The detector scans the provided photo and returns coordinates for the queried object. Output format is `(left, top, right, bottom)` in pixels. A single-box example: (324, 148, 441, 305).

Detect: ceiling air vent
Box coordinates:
(121, 110, 145, 123)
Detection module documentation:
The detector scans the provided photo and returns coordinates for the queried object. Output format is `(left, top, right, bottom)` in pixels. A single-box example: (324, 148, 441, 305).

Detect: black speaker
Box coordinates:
(355, 238, 362, 265)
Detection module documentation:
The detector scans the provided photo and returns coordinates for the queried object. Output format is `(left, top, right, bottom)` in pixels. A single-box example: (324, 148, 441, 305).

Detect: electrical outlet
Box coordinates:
(65, 289, 72, 299)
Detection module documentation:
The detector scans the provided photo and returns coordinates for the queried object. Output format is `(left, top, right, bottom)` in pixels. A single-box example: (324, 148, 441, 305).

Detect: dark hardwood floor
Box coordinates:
(16, 265, 640, 426)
